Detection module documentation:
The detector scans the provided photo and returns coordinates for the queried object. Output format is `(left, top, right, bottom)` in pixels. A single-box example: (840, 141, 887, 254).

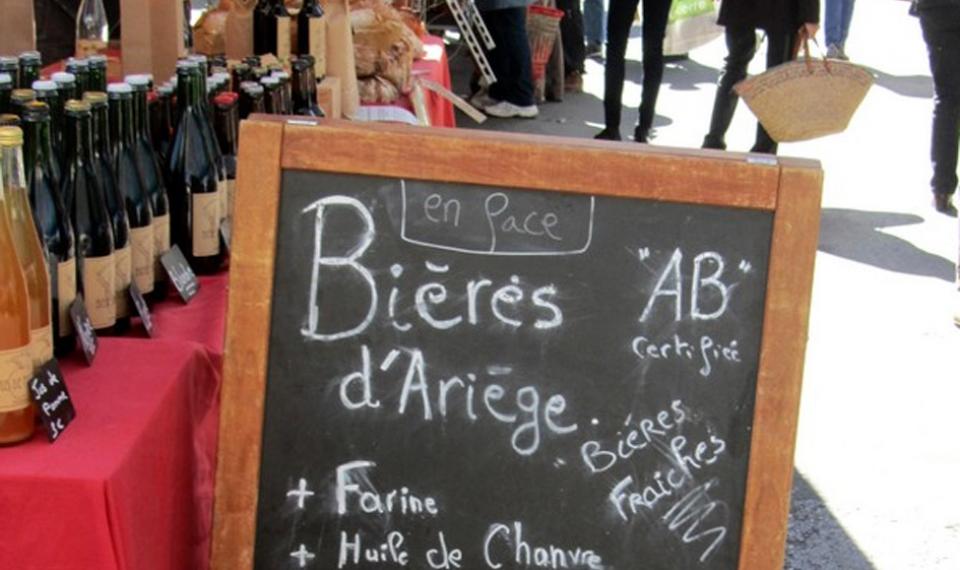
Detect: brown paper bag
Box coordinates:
(0, 0, 36, 54)
(321, 0, 360, 118)
(122, 0, 186, 81)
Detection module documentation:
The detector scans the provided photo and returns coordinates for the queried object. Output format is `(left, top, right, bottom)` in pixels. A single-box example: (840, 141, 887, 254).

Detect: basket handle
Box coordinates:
(795, 31, 833, 75)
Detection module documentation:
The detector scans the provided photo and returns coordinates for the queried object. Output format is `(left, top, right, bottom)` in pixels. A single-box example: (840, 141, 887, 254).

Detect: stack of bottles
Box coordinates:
(0, 21, 330, 442)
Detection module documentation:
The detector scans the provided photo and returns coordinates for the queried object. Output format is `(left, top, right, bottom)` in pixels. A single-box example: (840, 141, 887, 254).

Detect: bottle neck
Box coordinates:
(23, 119, 42, 175)
(133, 90, 151, 140)
(177, 71, 196, 119)
(92, 105, 112, 157)
(0, 144, 26, 194)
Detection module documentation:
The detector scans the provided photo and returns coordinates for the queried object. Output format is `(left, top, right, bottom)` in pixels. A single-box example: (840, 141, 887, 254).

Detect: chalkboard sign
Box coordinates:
(212, 119, 822, 570)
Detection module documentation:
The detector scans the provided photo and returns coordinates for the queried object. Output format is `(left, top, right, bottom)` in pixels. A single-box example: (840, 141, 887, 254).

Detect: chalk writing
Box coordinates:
(336, 346, 578, 456)
(401, 181, 595, 256)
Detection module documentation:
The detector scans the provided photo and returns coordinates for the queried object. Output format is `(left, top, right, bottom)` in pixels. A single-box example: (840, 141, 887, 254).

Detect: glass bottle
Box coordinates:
(261, 76, 282, 115)
(253, 0, 291, 62)
(167, 60, 221, 273)
(52, 72, 79, 106)
(292, 57, 323, 117)
(127, 74, 170, 298)
(0, 136, 34, 445)
(76, 0, 109, 57)
(297, 0, 326, 79)
(239, 82, 265, 120)
(90, 89, 131, 331)
(270, 71, 292, 115)
(152, 84, 174, 165)
(0, 57, 18, 89)
(22, 102, 75, 356)
(17, 52, 42, 92)
(230, 63, 250, 94)
(10, 89, 35, 117)
(65, 59, 91, 97)
(61, 100, 115, 332)
(0, 73, 12, 115)
(32, 81, 63, 156)
(105, 84, 155, 300)
(87, 55, 108, 93)
(0, 126, 53, 373)
(213, 92, 237, 231)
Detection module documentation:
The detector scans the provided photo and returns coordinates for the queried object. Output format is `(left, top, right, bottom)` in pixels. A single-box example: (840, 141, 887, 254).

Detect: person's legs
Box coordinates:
(483, 6, 538, 116)
(824, 0, 843, 48)
(702, 26, 757, 150)
(598, 0, 640, 138)
(481, 9, 509, 103)
(635, 0, 671, 141)
(750, 27, 795, 154)
(839, 0, 856, 50)
(583, 0, 606, 51)
(919, 6, 960, 210)
(558, 0, 587, 77)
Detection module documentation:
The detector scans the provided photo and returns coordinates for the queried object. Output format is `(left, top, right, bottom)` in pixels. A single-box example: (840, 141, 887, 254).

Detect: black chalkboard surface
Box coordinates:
(253, 170, 773, 570)
(211, 119, 822, 570)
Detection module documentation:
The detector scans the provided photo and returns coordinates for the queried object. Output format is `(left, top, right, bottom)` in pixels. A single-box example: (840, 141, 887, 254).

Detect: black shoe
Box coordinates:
(934, 193, 957, 216)
(585, 42, 603, 58)
(594, 128, 621, 141)
(702, 135, 726, 150)
(634, 126, 653, 144)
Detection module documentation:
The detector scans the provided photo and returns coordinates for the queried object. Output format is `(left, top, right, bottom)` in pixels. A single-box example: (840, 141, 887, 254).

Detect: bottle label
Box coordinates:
(115, 245, 132, 318)
(30, 324, 53, 371)
(218, 178, 228, 224)
(309, 18, 327, 77)
(0, 344, 32, 412)
(130, 225, 155, 294)
(57, 258, 77, 338)
(153, 214, 170, 280)
(277, 17, 292, 62)
(82, 254, 116, 330)
(227, 179, 236, 224)
(192, 192, 221, 258)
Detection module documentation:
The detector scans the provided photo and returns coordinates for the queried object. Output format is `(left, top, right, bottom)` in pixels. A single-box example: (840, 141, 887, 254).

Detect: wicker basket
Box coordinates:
(734, 44, 874, 142)
(527, 5, 564, 102)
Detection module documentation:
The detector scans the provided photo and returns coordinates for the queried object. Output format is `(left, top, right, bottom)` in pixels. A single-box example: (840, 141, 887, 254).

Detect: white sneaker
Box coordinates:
(484, 100, 539, 118)
(469, 90, 498, 110)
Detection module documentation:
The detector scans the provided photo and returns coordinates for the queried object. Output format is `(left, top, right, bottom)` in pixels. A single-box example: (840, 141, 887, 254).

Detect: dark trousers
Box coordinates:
(919, 5, 960, 197)
(482, 7, 536, 107)
(557, 0, 587, 74)
(703, 26, 795, 154)
(603, 0, 672, 136)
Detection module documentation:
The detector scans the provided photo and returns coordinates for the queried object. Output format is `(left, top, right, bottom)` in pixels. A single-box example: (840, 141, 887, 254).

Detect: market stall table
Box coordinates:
(0, 275, 227, 570)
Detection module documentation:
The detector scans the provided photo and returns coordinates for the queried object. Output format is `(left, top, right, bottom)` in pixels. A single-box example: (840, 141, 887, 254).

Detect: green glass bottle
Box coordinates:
(127, 74, 169, 298)
(61, 100, 116, 333)
(167, 60, 222, 274)
(90, 89, 131, 332)
(22, 101, 75, 356)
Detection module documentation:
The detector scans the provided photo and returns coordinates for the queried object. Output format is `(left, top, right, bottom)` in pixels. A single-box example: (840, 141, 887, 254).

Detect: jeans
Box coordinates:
(558, 0, 587, 73)
(919, 5, 960, 197)
(482, 7, 536, 107)
(703, 26, 795, 154)
(602, 0, 671, 135)
(824, 0, 856, 48)
(584, 0, 606, 45)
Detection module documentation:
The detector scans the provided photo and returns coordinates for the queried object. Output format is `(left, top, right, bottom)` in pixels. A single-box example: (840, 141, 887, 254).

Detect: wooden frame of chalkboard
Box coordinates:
(211, 117, 822, 570)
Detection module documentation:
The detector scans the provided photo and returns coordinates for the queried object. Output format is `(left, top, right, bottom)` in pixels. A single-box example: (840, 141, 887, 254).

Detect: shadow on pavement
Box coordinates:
(785, 471, 876, 569)
(819, 208, 955, 282)
(863, 66, 933, 99)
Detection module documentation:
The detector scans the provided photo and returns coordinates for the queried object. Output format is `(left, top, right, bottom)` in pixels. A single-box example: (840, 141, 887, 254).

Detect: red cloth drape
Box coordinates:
(0, 275, 227, 570)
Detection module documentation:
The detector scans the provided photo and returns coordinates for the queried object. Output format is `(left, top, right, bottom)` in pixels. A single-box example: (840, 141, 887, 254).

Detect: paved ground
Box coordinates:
(442, 1, 960, 568)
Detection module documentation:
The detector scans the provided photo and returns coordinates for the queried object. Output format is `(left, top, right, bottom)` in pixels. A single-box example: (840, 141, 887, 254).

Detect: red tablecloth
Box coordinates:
(0, 274, 227, 570)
